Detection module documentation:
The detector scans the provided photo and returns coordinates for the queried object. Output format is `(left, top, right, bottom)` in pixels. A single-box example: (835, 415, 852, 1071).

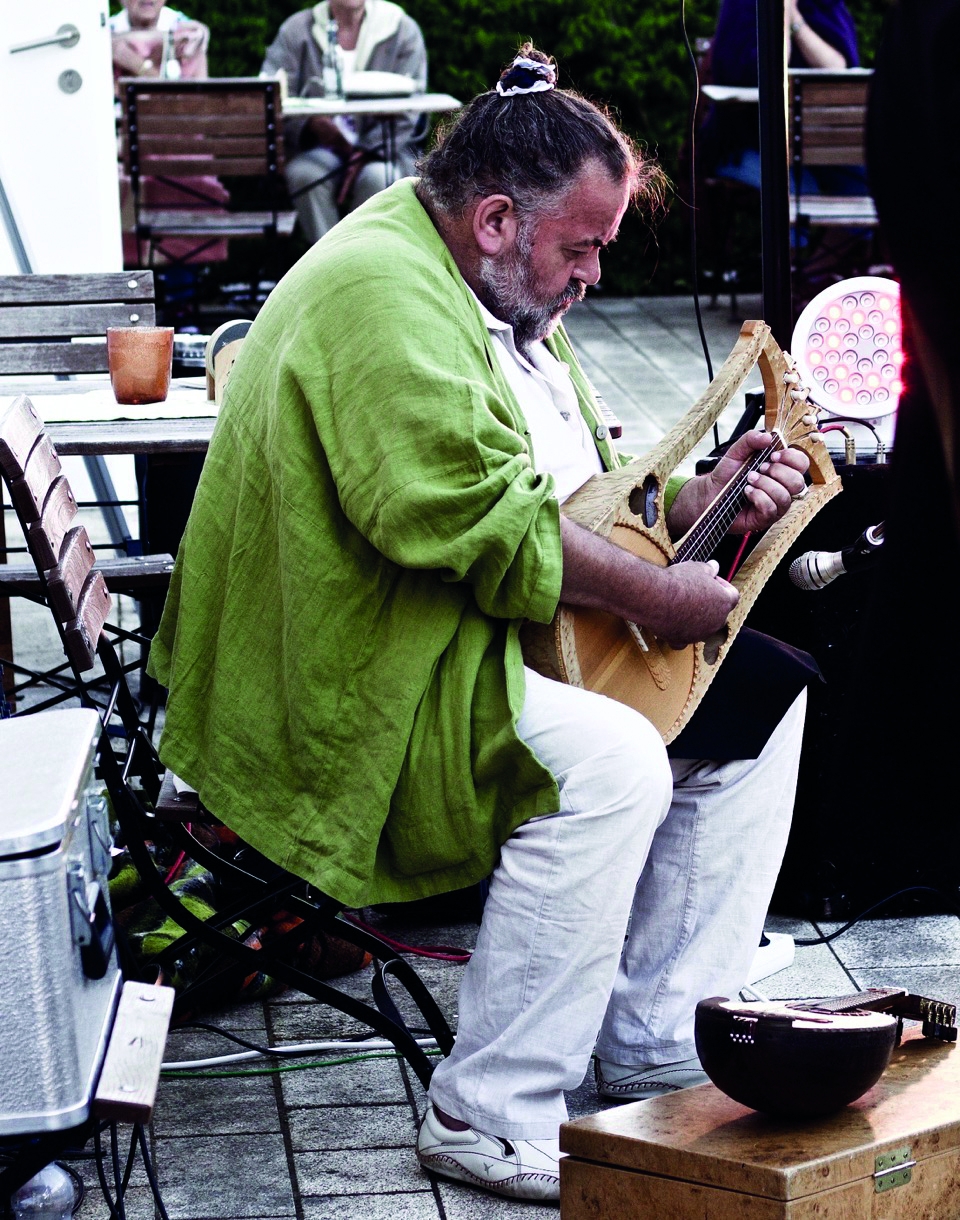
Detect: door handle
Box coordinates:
(10, 24, 81, 54)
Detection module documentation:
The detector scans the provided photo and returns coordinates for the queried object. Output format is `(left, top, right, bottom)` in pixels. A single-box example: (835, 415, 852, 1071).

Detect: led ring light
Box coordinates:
(791, 275, 902, 421)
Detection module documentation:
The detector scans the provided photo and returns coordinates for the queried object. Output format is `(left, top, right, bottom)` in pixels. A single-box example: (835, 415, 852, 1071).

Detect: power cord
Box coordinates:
(163, 1021, 440, 1073)
(793, 885, 960, 947)
(680, 0, 716, 413)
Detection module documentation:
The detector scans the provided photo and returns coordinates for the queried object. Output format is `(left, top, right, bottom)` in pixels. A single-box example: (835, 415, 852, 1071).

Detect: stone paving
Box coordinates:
(4, 292, 959, 1219)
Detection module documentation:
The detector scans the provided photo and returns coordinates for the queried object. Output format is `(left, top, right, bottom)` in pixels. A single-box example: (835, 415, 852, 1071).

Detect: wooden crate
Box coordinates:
(561, 1029, 960, 1218)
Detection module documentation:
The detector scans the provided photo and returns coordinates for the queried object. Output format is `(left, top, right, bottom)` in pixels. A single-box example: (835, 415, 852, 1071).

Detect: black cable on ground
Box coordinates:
(794, 885, 960, 946)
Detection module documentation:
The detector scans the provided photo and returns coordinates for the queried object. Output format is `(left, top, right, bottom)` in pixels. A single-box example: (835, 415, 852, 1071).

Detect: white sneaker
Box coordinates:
(416, 1103, 561, 1203)
(594, 1055, 710, 1102)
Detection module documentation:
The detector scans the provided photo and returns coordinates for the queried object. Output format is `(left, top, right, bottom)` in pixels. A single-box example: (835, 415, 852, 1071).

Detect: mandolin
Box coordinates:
(520, 320, 842, 743)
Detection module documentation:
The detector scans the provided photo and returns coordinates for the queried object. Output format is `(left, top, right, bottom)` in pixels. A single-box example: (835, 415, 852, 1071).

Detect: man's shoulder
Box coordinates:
(274, 7, 315, 40)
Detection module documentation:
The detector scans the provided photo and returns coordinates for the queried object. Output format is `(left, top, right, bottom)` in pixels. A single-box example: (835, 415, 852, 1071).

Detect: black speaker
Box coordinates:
(743, 461, 893, 917)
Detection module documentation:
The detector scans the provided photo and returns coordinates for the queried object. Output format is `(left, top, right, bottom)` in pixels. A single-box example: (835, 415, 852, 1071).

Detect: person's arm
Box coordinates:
(558, 429, 808, 648)
(358, 17, 429, 155)
(788, 0, 848, 69)
(559, 518, 738, 649)
(112, 30, 164, 77)
(261, 18, 314, 154)
(172, 19, 209, 77)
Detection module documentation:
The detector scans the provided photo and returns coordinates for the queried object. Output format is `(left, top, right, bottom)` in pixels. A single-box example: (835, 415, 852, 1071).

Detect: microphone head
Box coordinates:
(789, 550, 846, 591)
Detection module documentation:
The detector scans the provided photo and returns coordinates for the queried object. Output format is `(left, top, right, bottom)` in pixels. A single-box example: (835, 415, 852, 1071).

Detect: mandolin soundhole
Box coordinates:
(627, 475, 660, 528)
(703, 626, 728, 665)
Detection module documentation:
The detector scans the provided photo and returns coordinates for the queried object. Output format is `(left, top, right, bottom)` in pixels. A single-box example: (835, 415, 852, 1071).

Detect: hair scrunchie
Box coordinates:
(495, 56, 557, 97)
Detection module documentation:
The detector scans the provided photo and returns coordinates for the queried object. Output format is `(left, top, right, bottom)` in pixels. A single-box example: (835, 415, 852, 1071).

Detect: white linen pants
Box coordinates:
(427, 667, 806, 1140)
(285, 148, 393, 244)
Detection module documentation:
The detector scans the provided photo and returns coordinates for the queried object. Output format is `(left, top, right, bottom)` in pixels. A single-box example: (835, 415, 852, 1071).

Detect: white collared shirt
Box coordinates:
(472, 294, 603, 504)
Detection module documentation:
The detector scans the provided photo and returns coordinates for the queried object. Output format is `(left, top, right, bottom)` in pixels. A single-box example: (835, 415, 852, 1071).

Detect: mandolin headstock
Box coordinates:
(757, 331, 836, 486)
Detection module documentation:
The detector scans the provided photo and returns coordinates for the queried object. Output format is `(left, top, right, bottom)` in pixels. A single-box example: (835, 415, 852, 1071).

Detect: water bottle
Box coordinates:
(322, 19, 345, 99)
(10, 1161, 79, 1219)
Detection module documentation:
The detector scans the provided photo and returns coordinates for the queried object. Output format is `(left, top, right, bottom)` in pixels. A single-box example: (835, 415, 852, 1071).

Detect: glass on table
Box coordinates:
(106, 326, 175, 405)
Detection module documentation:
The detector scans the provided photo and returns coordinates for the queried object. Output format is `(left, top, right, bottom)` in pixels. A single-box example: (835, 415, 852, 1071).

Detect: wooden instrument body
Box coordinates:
(520, 320, 843, 743)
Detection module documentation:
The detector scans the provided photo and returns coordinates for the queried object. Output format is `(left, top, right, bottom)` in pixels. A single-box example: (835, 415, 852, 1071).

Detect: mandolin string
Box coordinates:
(673, 431, 787, 564)
(672, 376, 803, 565)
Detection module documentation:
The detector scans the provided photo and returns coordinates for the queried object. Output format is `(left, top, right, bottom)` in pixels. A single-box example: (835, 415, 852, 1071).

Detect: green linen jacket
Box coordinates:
(148, 179, 631, 907)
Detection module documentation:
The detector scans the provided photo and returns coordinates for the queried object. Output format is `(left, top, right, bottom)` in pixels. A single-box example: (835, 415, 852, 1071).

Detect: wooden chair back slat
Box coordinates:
(790, 72, 871, 170)
(135, 91, 275, 118)
(27, 475, 79, 572)
(0, 273, 154, 306)
(47, 525, 98, 623)
(137, 155, 273, 177)
(0, 341, 119, 377)
(7, 434, 62, 524)
(0, 395, 45, 480)
(0, 302, 156, 340)
(65, 570, 112, 673)
(135, 134, 274, 157)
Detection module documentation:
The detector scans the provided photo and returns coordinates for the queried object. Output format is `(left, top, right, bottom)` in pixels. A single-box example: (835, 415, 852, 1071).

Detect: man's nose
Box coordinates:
(574, 248, 602, 286)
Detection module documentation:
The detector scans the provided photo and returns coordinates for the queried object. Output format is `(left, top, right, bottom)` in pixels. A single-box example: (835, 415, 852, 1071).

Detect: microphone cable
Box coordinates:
(793, 885, 960, 947)
(679, 0, 719, 452)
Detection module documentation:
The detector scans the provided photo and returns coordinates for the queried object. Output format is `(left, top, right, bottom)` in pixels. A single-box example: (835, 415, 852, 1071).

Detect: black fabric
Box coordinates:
(667, 626, 822, 761)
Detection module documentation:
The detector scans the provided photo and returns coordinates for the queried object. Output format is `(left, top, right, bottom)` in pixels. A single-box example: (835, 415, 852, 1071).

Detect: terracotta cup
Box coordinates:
(106, 326, 175, 405)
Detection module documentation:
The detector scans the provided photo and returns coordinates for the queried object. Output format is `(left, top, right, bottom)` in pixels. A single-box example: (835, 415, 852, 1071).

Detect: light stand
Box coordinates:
(757, 0, 794, 347)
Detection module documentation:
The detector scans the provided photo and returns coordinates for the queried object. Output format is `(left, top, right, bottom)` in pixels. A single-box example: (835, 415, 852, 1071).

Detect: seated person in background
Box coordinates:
(111, 0, 228, 269)
(110, 0, 210, 81)
(148, 46, 814, 1205)
(261, 0, 428, 243)
(704, 0, 864, 194)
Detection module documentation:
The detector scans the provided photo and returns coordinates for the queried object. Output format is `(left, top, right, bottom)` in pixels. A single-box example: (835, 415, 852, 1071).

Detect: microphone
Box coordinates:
(789, 522, 885, 591)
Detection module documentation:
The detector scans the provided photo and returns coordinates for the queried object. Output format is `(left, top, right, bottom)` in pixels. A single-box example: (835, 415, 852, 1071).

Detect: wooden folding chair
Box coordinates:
(1, 389, 172, 715)
(118, 77, 297, 311)
(788, 69, 879, 298)
(0, 393, 454, 1087)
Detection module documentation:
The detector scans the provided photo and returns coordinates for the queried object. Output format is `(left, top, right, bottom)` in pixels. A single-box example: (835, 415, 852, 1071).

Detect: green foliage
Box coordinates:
(170, 0, 890, 292)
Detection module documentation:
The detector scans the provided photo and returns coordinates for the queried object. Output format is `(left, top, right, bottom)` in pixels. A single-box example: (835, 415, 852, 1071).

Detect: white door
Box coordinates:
(0, 0, 122, 273)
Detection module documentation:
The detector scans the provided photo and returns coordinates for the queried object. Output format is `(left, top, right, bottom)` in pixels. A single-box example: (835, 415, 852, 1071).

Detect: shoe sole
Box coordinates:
(417, 1151, 560, 1202)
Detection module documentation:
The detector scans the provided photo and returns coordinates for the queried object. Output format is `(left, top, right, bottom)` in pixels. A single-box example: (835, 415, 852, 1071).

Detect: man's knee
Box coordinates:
(554, 696, 673, 831)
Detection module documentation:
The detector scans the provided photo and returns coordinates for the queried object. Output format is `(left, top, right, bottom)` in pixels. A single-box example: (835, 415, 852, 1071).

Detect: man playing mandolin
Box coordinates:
(149, 45, 815, 1205)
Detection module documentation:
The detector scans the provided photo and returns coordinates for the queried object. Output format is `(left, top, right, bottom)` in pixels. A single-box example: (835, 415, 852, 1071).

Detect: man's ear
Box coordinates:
(472, 194, 519, 256)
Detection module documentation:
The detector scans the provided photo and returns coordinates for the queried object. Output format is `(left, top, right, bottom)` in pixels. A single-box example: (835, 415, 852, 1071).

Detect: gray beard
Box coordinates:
(476, 237, 585, 358)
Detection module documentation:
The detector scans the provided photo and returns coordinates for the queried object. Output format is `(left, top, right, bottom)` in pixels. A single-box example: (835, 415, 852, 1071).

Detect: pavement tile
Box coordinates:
(278, 1053, 408, 1107)
(301, 1193, 439, 1219)
(815, 916, 960, 968)
(755, 943, 855, 1000)
(154, 1067, 280, 1137)
(153, 1132, 296, 1218)
(295, 1145, 425, 1196)
(287, 1102, 417, 1151)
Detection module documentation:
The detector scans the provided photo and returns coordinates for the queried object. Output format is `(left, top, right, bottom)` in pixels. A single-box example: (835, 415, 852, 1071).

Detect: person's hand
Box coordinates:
(111, 30, 162, 75)
(559, 518, 740, 651)
(172, 20, 208, 62)
(306, 116, 354, 159)
(668, 429, 810, 539)
(712, 429, 810, 534)
(638, 559, 739, 650)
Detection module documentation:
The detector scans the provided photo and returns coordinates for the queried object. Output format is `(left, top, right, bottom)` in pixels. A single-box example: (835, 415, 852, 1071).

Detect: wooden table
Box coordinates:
(1, 378, 217, 455)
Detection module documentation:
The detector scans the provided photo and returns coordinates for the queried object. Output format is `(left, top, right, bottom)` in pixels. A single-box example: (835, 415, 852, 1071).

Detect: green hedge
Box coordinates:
(142, 0, 890, 293)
